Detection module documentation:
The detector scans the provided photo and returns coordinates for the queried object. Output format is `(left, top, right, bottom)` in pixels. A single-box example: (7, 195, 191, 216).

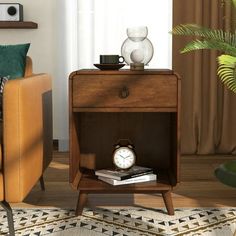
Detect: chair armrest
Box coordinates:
(3, 74, 53, 202)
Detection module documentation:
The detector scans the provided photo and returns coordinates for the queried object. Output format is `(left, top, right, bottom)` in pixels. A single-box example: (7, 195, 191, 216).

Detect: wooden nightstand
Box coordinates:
(69, 69, 181, 216)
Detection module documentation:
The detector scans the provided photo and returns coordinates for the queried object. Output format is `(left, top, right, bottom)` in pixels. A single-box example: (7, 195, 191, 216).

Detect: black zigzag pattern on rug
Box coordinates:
(0, 208, 236, 236)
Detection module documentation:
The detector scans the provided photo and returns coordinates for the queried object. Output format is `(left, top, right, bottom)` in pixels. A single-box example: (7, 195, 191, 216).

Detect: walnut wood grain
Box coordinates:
(0, 21, 38, 29)
(69, 69, 181, 216)
(162, 190, 174, 215)
(176, 78, 181, 183)
(75, 192, 87, 216)
(72, 75, 177, 108)
(71, 69, 173, 76)
(72, 107, 177, 112)
(69, 79, 82, 189)
(77, 112, 173, 171)
(78, 172, 172, 192)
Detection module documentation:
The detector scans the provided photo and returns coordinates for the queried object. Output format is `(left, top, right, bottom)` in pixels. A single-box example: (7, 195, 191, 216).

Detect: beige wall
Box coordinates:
(0, 0, 68, 142)
(0, 0, 57, 77)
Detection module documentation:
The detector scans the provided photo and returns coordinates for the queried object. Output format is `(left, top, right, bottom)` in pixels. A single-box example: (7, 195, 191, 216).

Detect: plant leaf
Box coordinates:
(171, 24, 236, 47)
(217, 55, 236, 93)
(232, 0, 236, 8)
(181, 39, 236, 56)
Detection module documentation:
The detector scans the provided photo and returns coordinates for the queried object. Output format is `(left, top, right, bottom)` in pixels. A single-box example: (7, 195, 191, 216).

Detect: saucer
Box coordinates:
(94, 63, 125, 70)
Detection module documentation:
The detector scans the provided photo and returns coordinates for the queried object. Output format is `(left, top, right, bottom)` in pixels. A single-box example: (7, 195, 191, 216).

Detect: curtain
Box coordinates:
(53, 0, 78, 150)
(173, 0, 236, 154)
(77, 0, 172, 69)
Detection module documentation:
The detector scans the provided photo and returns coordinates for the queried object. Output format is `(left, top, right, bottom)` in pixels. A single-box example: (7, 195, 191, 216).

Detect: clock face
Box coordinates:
(113, 147, 136, 169)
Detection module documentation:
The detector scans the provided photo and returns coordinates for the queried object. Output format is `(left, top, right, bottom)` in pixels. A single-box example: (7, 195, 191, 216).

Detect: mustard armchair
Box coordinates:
(0, 57, 53, 235)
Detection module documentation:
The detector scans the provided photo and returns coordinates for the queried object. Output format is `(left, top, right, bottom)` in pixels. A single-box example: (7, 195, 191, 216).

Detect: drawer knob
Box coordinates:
(119, 86, 129, 99)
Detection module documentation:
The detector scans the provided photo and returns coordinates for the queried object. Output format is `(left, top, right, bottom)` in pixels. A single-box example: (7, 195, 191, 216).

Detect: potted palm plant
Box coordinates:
(172, 0, 236, 93)
(172, 0, 236, 188)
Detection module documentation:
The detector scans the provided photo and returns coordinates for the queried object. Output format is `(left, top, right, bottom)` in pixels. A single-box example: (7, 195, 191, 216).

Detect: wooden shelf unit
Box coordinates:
(0, 21, 38, 29)
(69, 69, 181, 216)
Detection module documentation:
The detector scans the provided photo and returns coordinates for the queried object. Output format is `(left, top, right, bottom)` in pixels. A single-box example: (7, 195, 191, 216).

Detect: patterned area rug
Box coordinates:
(0, 207, 236, 235)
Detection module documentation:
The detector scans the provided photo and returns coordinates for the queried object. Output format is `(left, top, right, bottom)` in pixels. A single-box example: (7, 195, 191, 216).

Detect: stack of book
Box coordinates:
(95, 166, 157, 186)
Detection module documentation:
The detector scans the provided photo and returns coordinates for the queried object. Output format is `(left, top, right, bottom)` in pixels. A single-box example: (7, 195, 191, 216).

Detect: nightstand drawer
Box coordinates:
(72, 75, 177, 108)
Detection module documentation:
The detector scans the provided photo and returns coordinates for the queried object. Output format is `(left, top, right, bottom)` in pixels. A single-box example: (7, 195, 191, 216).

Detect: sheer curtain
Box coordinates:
(56, 0, 172, 150)
(55, 0, 78, 151)
(77, 0, 172, 69)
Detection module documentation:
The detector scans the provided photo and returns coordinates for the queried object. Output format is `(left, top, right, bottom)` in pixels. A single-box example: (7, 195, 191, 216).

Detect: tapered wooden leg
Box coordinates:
(39, 175, 45, 191)
(75, 192, 87, 216)
(162, 190, 174, 215)
(0, 201, 15, 236)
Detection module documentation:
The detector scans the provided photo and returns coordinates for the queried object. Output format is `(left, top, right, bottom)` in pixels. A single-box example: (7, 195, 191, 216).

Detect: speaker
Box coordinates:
(0, 3, 23, 21)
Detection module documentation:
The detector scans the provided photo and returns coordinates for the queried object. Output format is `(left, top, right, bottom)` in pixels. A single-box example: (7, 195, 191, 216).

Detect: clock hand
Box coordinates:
(124, 155, 131, 159)
(119, 154, 125, 159)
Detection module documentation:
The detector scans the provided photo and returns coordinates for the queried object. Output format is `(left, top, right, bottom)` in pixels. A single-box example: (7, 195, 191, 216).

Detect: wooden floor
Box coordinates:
(14, 152, 236, 210)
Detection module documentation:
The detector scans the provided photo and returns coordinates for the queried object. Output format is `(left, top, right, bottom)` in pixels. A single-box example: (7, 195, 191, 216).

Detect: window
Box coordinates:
(77, 0, 172, 69)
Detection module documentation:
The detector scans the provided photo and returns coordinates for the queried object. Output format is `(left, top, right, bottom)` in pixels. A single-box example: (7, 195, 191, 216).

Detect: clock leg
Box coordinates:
(162, 190, 174, 215)
(75, 191, 87, 216)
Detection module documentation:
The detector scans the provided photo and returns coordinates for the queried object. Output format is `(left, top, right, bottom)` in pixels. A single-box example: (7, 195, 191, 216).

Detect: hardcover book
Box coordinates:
(98, 173, 157, 186)
(95, 166, 153, 181)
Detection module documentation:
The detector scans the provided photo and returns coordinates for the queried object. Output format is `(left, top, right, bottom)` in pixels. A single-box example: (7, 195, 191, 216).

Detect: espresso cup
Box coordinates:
(100, 55, 125, 64)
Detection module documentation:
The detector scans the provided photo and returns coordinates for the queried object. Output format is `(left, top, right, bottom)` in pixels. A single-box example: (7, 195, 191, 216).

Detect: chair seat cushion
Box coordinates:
(215, 160, 236, 188)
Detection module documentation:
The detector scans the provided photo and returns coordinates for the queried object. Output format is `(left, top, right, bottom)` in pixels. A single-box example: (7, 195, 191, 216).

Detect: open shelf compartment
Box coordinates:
(74, 112, 178, 190)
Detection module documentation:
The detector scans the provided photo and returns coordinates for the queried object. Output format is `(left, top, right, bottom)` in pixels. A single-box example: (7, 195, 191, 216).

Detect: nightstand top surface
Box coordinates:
(70, 69, 176, 79)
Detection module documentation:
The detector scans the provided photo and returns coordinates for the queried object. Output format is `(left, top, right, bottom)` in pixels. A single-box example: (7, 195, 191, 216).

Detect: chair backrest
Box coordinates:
(24, 56, 33, 77)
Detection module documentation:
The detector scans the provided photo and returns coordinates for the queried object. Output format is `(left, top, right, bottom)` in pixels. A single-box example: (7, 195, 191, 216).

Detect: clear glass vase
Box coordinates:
(121, 26, 154, 66)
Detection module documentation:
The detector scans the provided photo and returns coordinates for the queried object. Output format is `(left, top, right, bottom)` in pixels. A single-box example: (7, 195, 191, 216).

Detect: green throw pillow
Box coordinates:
(0, 43, 30, 79)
